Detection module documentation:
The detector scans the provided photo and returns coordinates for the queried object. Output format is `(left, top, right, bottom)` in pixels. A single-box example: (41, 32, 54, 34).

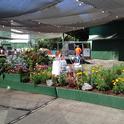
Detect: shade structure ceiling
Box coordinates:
(0, 0, 124, 34)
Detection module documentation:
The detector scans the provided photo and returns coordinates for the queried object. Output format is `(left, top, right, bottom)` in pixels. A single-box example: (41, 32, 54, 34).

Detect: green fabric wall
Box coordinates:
(0, 31, 10, 38)
(90, 20, 124, 36)
(90, 20, 124, 61)
(91, 51, 119, 60)
(92, 39, 124, 60)
(11, 43, 29, 48)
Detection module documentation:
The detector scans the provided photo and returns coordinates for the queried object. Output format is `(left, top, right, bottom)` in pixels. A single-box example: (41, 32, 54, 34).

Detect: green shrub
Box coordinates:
(21, 49, 51, 71)
(112, 77, 124, 94)
(32, 74, 42, 86)
(58, 74, 67, 86)
(112, 64, 124, 76)
(20, 72, 30, 83)
(92, 74, 110, 91)
(31, 69, 52, 86)
(76, 71, 89, 89)
(91, 66, 115, 91)
(100, 69, 117, 89)
(0, 57, 6, 80)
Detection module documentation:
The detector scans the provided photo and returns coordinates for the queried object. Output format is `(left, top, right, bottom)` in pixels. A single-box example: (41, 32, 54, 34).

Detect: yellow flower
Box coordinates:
(113, 82, 116, 85)
(84, 72, 88, 76)
(91, 70, 95, 73)
(112, 80, 115, 82)
(76, 72, 82, 76)
(115, 79, 119, 82)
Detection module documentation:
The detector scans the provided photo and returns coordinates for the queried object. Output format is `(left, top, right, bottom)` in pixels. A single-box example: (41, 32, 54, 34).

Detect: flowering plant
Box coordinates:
(31, 69, 52, 86)
(76, 70, 89, 89)
(112, 77, 124, 94)
(90, 66, 113, 91)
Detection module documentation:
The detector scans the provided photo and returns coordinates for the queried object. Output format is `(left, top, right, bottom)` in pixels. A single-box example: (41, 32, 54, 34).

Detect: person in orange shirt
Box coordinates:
(75, 45, 82, 56)
(75, 45, 82, 63)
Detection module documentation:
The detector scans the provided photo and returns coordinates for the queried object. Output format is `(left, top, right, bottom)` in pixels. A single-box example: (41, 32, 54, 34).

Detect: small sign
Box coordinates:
(83, 48, 91, 57)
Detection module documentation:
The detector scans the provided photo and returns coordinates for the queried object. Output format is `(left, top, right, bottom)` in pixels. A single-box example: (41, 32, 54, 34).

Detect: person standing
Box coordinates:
(60, 55, 67, 74)
(75, 45, 82, 63)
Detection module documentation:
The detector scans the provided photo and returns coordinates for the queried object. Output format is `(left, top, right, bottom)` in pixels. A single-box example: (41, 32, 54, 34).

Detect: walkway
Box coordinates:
(0, 88, 124, 124)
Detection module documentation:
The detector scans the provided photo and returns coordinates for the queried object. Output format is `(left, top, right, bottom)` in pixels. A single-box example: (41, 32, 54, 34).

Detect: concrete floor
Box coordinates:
(0, 88, 124, 124)
(0, 88, 55, 124)
(16, 98, 124, 124)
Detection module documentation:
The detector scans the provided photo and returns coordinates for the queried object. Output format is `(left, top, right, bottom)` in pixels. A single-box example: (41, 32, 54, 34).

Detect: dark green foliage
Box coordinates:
(0, 57, 6, 80)
(58, 74, 67, 86)
(19, 70, 30, 83)
(36, 38, 62, 50)
(21, 49, 51, 71)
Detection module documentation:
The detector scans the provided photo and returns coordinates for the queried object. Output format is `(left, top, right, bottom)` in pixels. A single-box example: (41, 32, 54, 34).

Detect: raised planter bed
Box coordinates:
(1, 73, 124, 109)
(56, 87, 124, 110)
(0, 73, 57, 97)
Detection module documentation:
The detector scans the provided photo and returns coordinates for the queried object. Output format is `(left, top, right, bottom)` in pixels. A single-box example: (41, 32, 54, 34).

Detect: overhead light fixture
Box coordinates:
(57, 25, 60, 28)
(38, 22, 41, 24)
(116, 16, 119, 19)
(11, 29, 23, 33)
(76, 0, 84, 6)
(11, 20, 14, 23)
(101, 11, 105, 13)
(79, 3, 82, 6)
(81, 2, 84, 4)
